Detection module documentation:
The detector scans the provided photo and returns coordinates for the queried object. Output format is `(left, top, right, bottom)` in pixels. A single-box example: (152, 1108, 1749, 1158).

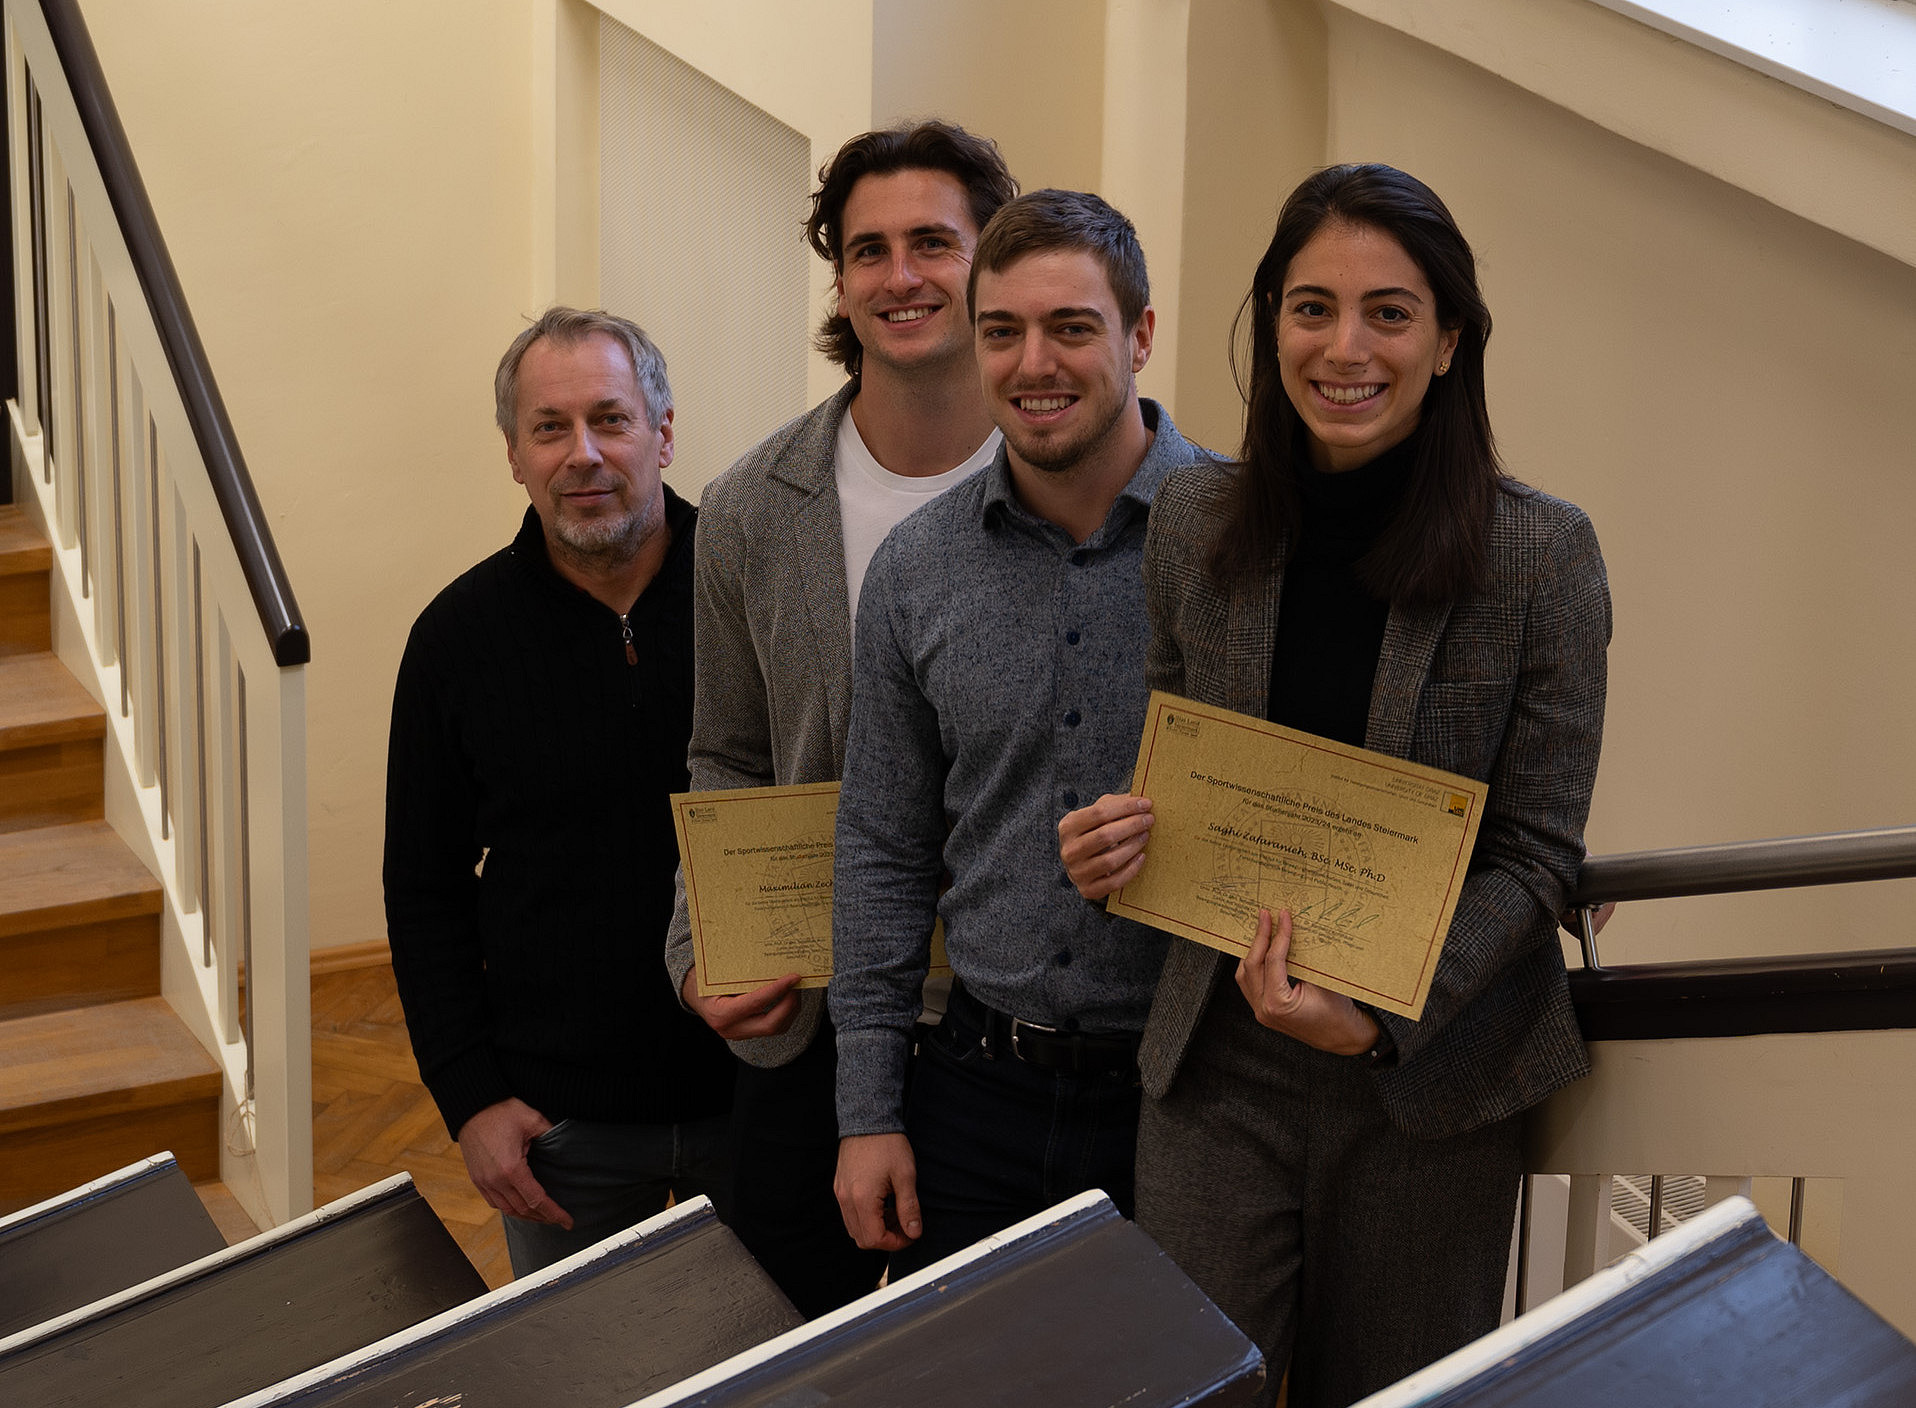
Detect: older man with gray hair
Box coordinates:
(385, 306, 735, 1277)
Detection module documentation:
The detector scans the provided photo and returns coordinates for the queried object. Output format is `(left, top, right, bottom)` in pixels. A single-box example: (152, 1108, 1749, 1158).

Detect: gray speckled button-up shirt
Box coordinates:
(830, 401, 1216, 1136)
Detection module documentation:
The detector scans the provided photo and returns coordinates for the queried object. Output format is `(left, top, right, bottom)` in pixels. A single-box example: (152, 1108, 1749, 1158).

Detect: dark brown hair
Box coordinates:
(968, 188, 1150, 331)
(1211, 163, 1508, 605)
(806, 120, 1018, 378)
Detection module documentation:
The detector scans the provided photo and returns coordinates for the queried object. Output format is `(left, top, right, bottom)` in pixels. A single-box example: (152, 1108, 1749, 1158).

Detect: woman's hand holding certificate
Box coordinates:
(1088, 691, 1488, 1022)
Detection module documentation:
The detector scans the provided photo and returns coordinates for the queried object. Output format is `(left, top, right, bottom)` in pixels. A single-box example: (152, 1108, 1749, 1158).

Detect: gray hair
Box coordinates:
(494, 306, 673, 440)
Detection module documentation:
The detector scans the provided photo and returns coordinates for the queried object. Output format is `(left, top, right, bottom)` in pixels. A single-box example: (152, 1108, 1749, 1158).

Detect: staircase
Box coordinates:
(0, 504, 218, 1212)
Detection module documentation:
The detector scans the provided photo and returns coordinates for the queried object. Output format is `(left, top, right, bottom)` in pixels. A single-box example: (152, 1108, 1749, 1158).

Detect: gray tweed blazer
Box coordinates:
(665, 384, 858, 1068)
(1136, 460, 1611, 1139)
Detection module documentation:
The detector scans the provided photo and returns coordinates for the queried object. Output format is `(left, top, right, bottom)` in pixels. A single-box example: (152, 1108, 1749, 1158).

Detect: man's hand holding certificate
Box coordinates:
(672, 782, 951, 998)
(672, 783, 840, 996)
(1103, 692, 1487, 1021)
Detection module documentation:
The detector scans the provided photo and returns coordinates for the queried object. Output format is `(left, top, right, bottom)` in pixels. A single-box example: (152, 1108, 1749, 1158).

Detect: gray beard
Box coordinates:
(547, 497, 656, 574)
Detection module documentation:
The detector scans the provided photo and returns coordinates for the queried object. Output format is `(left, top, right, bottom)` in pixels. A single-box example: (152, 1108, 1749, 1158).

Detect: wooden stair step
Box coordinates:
(658, 1193, 1266, 1408)
(0, 820, 162, 940)
(1361, 1199, 1916, 1407)
(0, 997, 219, 1131)
(244, 1197, 799, 1408)
(0, 1152, 226, 1338)
(0, 821, 162, 1016)
(0, 507, 51, 658)
(0, 653, 106, 835)
(0, 652, 105, 750)
(0, 506, 52, 575)
(0, 1175, 486, 1407)
(0, 998, 220, 1205)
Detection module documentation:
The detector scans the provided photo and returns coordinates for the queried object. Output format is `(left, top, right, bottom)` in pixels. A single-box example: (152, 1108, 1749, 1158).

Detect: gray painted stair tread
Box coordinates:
(647, 1195, 1265, 1408)
(0, 1178, 484, 1406)
(1364, 1200, 1916, 1408)
(0, 1154, 224, 1337)
(244, 1199, 801, 1408)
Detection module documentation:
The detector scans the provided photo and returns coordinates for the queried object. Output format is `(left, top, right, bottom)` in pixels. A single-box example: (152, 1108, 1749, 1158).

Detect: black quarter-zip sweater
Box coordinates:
(384, 489, 733, 1140)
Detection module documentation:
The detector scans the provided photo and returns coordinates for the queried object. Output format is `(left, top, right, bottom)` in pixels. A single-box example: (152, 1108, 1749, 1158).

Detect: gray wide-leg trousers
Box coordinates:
(1136, 987, 1520, 1408)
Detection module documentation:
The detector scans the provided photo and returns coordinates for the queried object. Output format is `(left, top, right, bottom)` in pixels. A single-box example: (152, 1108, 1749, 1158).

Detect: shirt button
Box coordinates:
(1056, 949, 1073, 967)
(1070, 550, 1089, 567)
(1063, 710, 1081, 727)
(1066, 629, 1081, 645)
(1063, 790, 1079, 807)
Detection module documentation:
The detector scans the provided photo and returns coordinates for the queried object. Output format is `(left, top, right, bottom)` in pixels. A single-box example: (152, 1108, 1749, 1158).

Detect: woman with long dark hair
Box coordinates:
(1060, 164, 1611, 1407)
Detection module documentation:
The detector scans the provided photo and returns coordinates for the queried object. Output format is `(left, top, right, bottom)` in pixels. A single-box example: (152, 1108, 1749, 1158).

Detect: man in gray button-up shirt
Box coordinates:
(829, 190, 1215, 1275)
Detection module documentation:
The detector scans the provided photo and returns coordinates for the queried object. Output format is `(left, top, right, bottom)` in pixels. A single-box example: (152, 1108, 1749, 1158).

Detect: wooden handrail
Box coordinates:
(36, 0, 308, 665)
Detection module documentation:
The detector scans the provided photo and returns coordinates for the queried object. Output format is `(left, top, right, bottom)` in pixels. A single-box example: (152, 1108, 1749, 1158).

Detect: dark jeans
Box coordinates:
(729, 1018, 887, 1318)
(887, 998, 1142, 1280)
(503, 1112, 732, 1277)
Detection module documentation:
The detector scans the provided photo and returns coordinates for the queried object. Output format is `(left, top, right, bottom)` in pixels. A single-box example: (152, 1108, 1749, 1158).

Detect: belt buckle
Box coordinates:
(1008, 1015, 1062, 1063)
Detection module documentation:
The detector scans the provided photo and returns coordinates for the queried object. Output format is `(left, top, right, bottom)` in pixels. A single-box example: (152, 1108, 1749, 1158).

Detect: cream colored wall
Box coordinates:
(871, 0, 1106, 195)
(78, 0, 555, 953)
(1174, 0, 1328, 456)
(869, 0, 1311, 450)
(1319, 9, 1916, 962)
(69, 0, 1916, 964)
(593, 0, 872, 410)
(70, 0, 878, 955)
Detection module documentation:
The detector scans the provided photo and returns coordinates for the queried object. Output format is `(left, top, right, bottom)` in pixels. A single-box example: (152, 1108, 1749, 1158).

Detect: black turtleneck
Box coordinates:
(1266, 434, 1416, 747)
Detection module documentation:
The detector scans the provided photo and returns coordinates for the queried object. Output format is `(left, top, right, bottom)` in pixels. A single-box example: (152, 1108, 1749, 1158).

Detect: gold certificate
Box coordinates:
(1106, 692, 1487, 1021)
(671, 782, 949, 997)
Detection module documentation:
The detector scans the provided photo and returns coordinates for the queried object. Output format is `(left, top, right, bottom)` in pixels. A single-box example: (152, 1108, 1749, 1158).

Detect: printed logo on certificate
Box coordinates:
(672, 782, 950, 997)
(1106, 692, 1487, 1021)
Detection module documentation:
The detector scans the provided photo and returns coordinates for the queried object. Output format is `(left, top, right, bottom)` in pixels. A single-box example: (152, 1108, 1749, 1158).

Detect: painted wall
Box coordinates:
(1319, 8, 1916, 962)
(68, 0, 877, 957)
(76, 0, 551, 956)
(1173, 0, 1328, 456)
(69, 0, 1916, 969)
(871, 0, 1106, 197)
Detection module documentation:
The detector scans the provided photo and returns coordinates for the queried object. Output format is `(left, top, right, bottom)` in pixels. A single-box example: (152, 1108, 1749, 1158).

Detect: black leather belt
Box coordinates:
(945, 982, 1140, 1077)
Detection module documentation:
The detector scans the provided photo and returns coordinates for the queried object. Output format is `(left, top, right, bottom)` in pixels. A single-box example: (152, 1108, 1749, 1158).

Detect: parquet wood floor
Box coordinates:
(310, 960, 511, 1288)
(192, 1177, 263, 1245)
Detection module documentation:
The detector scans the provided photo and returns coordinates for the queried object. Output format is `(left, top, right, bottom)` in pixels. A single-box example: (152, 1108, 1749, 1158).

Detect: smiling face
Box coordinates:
(834, 167, 982, 381)
(973, 248, 1153, 476)
(506, 332, 674, 571)
(1276, 220, 1460, 474)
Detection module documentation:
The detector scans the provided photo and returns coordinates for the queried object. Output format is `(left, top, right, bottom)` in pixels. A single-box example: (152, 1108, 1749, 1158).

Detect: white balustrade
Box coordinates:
(4, 0, 311, 1228)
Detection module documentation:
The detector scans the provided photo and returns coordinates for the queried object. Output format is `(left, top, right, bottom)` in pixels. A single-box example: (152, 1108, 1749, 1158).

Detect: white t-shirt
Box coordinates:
(835, 412, 1000, 627)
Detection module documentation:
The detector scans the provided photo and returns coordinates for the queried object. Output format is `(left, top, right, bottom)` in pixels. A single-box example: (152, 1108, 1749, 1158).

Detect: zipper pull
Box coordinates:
(621, 614, 637, 665)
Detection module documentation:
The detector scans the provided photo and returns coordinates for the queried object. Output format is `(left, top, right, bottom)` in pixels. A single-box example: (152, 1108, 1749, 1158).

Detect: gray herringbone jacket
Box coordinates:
(664, 385, 858, 1068)
(1136, 460, 1610, 1139)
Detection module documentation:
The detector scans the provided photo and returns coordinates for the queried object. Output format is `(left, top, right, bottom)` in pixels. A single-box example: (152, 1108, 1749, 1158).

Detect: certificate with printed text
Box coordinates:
(1106, 692, 1487, 1021)
(671, 782, 948, 997)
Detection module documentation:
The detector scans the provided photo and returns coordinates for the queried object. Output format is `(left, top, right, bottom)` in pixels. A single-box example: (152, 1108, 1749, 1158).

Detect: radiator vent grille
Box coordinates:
(1613, 1173, 1708, 1241)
